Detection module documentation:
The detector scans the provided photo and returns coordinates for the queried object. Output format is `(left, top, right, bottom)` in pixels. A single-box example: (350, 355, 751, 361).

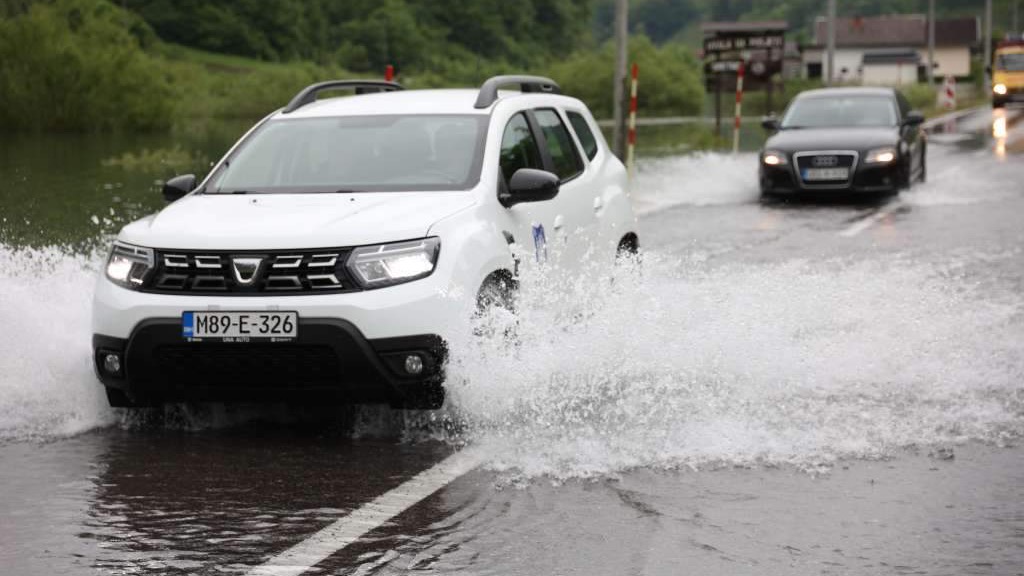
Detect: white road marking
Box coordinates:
(245, 450, 482, 576)
(838, 199, 905, 238)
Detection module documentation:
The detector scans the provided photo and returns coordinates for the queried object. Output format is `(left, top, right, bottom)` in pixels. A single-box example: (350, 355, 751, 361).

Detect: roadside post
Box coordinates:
(385, 65, 394, 81)
(732, 61, 745, 154)
(938, 75, 957, 110)
(626, 63, 639, 179)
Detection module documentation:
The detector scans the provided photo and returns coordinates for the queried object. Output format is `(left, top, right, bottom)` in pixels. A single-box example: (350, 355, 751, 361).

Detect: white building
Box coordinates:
(802, 15, 979, 85)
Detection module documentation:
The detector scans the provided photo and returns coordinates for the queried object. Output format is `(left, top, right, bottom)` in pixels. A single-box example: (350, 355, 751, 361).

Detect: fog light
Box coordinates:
(103, 353, 122, 375)
(404, 354, 424, 375)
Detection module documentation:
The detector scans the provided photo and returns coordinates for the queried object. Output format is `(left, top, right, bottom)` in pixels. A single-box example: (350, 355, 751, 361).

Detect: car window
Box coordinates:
(499, 113, 544, 187)
(207, 115, 487, 193)
(781, 96, 898, 128)
(533, 109, 583, 180)
(567, 111, 599, 160)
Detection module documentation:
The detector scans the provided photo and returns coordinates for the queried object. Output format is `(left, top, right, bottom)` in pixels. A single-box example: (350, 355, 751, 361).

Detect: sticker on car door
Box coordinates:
(532, 223, 547, 263)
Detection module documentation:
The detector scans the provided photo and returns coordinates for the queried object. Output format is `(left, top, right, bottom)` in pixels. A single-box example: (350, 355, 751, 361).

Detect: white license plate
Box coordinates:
(802, 167, 849, 181)
(182, 311, 298, 342)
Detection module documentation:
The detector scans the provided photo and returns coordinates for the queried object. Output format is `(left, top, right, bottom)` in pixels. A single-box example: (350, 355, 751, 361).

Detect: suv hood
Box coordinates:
(765, 127, 899, 152)
(119, 192, 475, 250)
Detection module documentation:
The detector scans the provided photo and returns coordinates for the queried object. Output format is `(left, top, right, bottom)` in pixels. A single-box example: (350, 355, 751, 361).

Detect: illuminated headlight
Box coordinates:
(865, 147, 897, 164)
(993, 83, 1008, 95)
(762, 150, 787, 166)
(346, 237, 440, 288)
(105, 241, 154, 289)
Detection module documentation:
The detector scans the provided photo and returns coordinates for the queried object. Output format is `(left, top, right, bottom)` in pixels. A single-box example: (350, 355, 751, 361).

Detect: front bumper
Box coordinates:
(93, 318, 446, 406)
(994, 89, 1024, 105)
(760, 162, 901, 195)
(92, 268, 466, 406)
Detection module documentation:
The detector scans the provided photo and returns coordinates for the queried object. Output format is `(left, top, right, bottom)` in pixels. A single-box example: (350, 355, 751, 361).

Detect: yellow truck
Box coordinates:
(992, 40, 1024, 108)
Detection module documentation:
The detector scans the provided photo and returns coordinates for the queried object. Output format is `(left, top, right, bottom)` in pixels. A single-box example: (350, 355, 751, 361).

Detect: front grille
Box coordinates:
(794, 151, 858, 187)
(144, 249, 361, 295)
(153, 344, 341, 387)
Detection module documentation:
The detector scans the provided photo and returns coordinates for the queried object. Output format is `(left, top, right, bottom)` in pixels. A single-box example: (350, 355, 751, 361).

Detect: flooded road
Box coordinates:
(1, 108, 1023, 575)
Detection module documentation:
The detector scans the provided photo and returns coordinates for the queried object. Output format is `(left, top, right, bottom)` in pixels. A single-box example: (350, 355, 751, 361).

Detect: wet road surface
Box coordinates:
(2, 107, 1024, 575)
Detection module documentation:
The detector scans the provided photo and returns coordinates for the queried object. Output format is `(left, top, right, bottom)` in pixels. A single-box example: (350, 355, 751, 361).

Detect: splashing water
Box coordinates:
(630, 152, 760, 215)
(0, 246, 115, 440)
(1, 147, 1022, 480)
(445, 250, 1024, 479)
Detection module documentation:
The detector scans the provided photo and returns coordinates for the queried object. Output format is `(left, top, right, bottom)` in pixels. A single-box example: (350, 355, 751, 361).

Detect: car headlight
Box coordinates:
(346, 237, 440, 288)
(762, 150, 788, 166)
(865, 147, 897, 164)
(993, 83, 1008, 95)
(106, 241, 154, 289)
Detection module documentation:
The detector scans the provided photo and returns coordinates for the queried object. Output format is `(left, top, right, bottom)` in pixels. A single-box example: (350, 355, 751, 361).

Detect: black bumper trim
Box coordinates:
(93, 319, 446, 405)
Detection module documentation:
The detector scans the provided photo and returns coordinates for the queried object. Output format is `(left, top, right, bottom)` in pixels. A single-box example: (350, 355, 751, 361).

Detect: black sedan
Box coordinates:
(759, 87, 926, 198)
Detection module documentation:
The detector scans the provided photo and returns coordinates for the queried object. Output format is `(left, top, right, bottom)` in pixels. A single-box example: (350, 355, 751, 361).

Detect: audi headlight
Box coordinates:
(346, 237, 440, 288)
(762, 150, 788, 166)
(993, 83, 1008, 95)
(865, 147, 896, 164)
(106, 241, 154, 289)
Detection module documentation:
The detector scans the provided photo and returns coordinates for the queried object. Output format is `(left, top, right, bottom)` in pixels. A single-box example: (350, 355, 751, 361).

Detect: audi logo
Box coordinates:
(812, 155, 839, 167)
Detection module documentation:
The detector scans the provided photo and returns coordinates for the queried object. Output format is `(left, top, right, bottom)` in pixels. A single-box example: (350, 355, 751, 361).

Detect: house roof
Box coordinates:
(811, 15, 979, 48)
(702, 21, 788, 35)
(862, 49, 921, 64)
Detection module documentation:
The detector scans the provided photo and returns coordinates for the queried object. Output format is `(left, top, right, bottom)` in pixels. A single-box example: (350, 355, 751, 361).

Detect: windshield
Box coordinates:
(781, 95, 898, 128)
(996, 52, 1024, 72)
(206, 115, 487, 193)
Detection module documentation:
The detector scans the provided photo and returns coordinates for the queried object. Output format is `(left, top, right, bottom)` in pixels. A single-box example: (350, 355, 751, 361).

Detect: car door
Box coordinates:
(497, 111, 560, 266)
(528, 108, 589, 267)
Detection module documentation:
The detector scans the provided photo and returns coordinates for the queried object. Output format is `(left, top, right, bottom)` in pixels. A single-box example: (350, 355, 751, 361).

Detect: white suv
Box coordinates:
(92, 75, 637, 409)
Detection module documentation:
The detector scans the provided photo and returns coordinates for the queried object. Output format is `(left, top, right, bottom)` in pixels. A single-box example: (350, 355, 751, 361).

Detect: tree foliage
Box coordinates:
(0, 0, 174, 131)
(548, 35, 704, 118)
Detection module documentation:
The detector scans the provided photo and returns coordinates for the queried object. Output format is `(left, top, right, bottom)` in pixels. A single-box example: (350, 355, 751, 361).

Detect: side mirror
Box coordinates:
(500, 168, 560, 207)
(761, 116, 780, 131)
(162, 174, 196, 202)
(902, 111, 925, 127)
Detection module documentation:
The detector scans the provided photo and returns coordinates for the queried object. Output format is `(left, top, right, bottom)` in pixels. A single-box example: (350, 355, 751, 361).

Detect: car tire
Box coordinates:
(616, 234, 639, 259)
(898, 156, 913, 190)
(476, 271, 517, 316)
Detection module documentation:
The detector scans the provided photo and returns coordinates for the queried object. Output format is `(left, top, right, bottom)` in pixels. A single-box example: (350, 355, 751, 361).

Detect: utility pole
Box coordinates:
(612, 0, 629, 159)
(826, 0, 837, 85)
(927, 0, 936, 86)
(984, 0, 993, 100)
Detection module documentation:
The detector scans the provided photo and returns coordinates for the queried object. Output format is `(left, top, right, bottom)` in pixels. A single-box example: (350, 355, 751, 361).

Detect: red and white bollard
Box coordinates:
(626, 63, 639, 180)
(732, 61, 745, 154)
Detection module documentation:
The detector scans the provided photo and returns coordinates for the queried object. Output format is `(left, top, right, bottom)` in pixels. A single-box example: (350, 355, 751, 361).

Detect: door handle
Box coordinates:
(593, 197, 604, 213)
(553, 215, 564, 231)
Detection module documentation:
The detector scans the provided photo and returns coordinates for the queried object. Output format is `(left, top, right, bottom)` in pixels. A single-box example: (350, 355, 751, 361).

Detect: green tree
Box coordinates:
(0, 0, 174, 131)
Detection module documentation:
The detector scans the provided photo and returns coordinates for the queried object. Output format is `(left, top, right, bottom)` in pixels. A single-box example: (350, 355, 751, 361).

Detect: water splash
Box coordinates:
(0, 245, 115, 440)
(446, 250, 1024, 479)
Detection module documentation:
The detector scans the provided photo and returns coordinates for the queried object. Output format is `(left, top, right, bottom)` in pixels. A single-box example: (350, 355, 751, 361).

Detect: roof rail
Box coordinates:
(282, 80, 404, 114)
(473, 75, 561, 109)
